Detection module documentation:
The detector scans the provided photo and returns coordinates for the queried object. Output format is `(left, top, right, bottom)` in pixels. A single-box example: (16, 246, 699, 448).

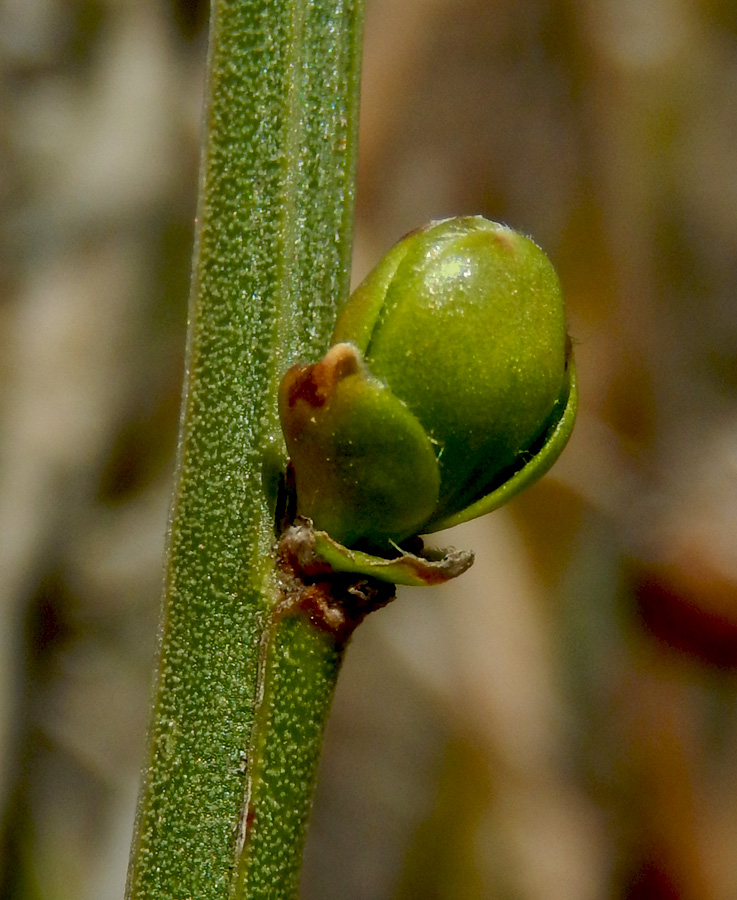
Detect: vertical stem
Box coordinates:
(233, 613, 347, 899)
(125, 0, 363, 897)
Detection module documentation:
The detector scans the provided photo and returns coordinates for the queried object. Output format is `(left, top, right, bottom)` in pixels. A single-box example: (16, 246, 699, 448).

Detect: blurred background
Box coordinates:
(2, 0, 737, 897)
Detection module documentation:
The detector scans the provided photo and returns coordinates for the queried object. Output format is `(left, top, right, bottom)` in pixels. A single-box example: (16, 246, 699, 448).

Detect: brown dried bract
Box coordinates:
(276, 520, 396, 644)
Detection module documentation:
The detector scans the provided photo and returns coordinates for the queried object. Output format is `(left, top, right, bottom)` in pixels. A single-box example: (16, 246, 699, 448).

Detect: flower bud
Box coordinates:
(279, 216, 576, 553)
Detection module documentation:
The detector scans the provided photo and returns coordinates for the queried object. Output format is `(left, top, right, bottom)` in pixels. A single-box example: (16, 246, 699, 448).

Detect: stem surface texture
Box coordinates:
(125, 1, 363, 897)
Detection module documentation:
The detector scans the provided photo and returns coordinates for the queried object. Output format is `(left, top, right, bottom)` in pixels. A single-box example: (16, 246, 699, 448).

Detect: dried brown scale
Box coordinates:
(276, 522, 397, 643)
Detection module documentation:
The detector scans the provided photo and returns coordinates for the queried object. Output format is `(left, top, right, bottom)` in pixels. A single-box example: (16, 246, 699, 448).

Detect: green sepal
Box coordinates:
(279, 343, 440, 548)
(331, 237, 410, 354)
(427, 351, 578, 532)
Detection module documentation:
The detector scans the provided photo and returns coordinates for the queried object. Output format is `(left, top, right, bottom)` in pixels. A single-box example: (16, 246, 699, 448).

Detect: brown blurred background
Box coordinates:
(3, 0, 737, 897)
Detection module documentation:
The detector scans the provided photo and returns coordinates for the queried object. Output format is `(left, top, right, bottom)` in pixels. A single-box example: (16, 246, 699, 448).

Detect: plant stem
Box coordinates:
(232, 611, 347, 898)
(125, 0, 363, 897)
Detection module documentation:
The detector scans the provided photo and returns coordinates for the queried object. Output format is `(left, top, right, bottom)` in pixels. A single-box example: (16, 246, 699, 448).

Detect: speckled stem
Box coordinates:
(124, 0, 363, 897)
(231, 609, 346, 898)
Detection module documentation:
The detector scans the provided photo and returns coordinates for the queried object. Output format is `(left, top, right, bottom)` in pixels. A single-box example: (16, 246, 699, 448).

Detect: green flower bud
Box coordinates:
(279, 216, 576, 556)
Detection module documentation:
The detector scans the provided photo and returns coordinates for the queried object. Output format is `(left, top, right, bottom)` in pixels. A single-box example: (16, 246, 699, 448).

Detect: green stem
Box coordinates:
(125, 0, 363, 897)
(233, 610, 346, 898)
